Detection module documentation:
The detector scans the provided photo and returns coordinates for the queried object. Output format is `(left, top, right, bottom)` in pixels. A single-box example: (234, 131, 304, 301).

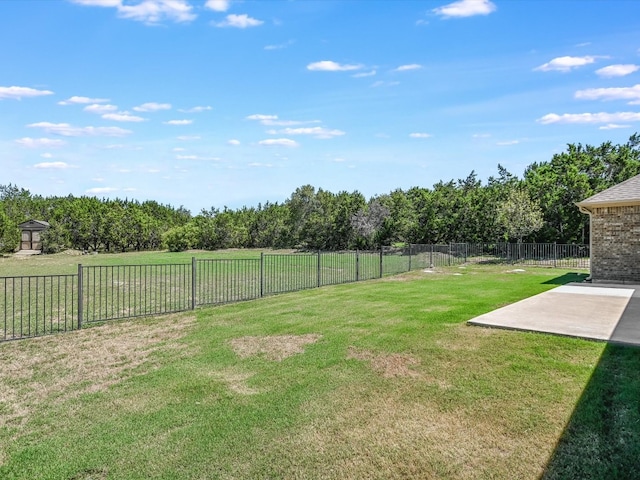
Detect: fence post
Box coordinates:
(430, 244, 433, 268)
(356, 249, 360, 282)
(191, 257, 197, 310)
(77, 264, 83, 329)
(448, 243, 452, 266)
(317, 250, 321, 288)
(465, 243, 468, 263)
(260, 252, 264, 297)
(379, 247, 384, 278)
(408, 244, 412, 272)
(553, 242, 557, 268)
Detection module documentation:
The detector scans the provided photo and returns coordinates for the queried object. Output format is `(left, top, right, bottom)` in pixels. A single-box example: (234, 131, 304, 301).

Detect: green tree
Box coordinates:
(162, 223, 199, 252)
(497, 188, 544, 243)
(0, 207, 19, 253)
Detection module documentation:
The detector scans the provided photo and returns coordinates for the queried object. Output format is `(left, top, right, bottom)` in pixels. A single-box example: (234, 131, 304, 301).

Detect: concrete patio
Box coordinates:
(468, 282, 640, 347)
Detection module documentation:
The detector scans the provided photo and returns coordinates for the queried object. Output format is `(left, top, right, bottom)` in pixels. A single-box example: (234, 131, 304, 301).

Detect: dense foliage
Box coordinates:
(1, 134, 638, 253)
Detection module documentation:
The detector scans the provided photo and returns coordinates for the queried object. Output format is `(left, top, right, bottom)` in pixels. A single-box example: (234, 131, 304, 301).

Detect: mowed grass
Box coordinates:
(0, 249, 267, 277)
(1, 265, 637, 479)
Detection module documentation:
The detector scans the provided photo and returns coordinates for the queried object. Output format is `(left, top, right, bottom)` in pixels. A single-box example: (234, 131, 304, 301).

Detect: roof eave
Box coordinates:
(576, 199, 640, 209)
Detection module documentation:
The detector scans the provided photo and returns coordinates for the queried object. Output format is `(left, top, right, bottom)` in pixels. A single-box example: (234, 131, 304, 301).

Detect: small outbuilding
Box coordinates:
(577, 174, 640, 283)
(18, 220, 49, 252)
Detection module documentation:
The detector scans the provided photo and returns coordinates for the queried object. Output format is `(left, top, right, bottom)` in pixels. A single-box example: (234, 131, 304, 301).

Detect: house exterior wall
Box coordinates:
(590, 205, 640, 283)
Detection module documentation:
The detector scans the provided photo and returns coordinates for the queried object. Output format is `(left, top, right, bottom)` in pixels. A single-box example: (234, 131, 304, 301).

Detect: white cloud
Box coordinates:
(227, 139, 241, 145)
(371, 81, 400, 88)
(246, 114, 278, 121)
(395, 64, 422, 72)
(352, 70, 377, 78)
(0, 86, 54, 100)
(124, 0, 195, 23)
(599, 123, 631, 130)
(84, 103, 118, 114)
(86, 187, 118, 194)
(307, 61, 362, 72)
(264, 40, 295, 51)
(205, 0, 230, 12)
(246, 114, 321, 126)
(595, 64, 640, 78)
(537, 112, 640, 124)
(409, 133, 432, 138)
(164, 119, 193, 125)
(433, 0, 496, 18)
(172, 147, 186, 152)
(270, 127, 345, 139)
(103, 112, 146, 122)
(59, 95, 110, 105)
(133, 102, 171, 112)
(496, 140, 519, 146)
(215, 13, 263, 28)
(28, 122, 132, 136)
(178, 105, 212, 113)
(40, 152, 53, 158)
(534, 56, 597, 72)
(15, 137, 66, 148)
(72, 0, 195, 23)
(273, 120, 312, 126)
(248, 162, 273, 168)
(575, 84, 640, 104)
(33, 161, 72, 169)
(177, 135, 200, 140)
(258, 138, 299, 147)
(472, 133, 491, 138)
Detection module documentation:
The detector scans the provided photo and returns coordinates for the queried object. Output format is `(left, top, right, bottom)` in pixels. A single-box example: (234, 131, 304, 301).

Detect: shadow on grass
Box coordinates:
(541, 290, 640, 479)
(541, 343, 640, 479)
(542, 272, 589, 285)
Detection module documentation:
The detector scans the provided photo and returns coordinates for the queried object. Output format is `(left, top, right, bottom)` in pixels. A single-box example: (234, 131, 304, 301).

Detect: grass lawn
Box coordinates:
(1, 264, 637, 479)
(0, 249, 267, 277)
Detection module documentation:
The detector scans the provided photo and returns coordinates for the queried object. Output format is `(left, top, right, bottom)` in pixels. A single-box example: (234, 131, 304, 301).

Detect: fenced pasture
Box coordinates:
(0, 243, 589, 342)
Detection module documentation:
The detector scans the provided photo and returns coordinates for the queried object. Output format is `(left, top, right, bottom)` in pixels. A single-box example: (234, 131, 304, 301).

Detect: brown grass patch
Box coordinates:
(347, 347, 421, 378)
(229, 334, 321, 361)
(0, 313, 196, 430)
(211, 369, 261, 395)
(273, 383, 564, 479)
(436, 323, 500, 351)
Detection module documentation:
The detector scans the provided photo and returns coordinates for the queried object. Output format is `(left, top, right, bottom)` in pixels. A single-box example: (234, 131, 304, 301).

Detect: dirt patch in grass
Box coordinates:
(212, 369, 261, 395)
(0, 313, 195, 430)
(347, 347, 421, 378)
(229, 334, 322, 361)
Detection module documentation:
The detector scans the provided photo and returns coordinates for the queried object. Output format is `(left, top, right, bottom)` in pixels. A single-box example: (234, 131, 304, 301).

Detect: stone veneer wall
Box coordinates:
(590, 205, 640, 283)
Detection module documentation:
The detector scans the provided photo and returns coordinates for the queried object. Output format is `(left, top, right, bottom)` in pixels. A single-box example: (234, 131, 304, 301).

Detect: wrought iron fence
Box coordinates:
(1, 274, 78, 341)
(0, 243, 590, 342)
(81, 263, 193, 324)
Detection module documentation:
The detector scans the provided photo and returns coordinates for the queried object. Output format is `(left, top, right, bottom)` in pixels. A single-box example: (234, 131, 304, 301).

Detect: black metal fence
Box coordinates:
(1, 244, 590, 342)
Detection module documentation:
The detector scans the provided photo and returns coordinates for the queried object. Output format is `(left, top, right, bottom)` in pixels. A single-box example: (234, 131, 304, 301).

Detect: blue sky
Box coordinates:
(1, 0, 640, 213)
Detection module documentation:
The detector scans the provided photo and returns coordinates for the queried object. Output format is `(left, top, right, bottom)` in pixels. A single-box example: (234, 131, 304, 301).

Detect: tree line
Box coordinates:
(1, 133, 638, 254)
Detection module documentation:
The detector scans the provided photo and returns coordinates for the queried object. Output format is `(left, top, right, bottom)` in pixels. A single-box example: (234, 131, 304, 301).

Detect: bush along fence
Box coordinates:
(1, 243, 589, 342)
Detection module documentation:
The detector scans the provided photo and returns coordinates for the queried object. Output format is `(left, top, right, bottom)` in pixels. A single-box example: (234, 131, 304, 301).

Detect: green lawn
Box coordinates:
(0, 249, 267, 277)
(1, 264, 637, 479)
